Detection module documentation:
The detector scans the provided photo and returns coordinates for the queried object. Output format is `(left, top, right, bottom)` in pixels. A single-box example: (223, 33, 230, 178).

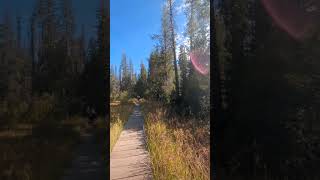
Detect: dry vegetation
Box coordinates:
(0, 116, 82, 180)
(142, 101, 210, 179)
(110, 100, 136, 152)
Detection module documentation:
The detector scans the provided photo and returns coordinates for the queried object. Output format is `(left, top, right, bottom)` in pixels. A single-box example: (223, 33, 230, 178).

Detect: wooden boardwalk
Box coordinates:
(110, 105, 152, 180)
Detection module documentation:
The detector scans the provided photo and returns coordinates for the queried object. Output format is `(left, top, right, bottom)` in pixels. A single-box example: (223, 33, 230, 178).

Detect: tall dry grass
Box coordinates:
(142, 102, 210, 180)
(110, 100, 135, 152)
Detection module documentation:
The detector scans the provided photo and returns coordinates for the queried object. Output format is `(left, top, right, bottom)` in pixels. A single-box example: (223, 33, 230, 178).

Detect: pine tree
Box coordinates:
(158, 2, 175, 102)
(30, 9, 37, 93)
(61, 0, 75, 56)
(184, 0, 210, 114)
(129, 59, 134, 81)
(111, 64, 119, 100)
(3, 11, 14, 48)
(78, 24, 86, 74)
(16, 15, 22, 49)
(168, 0, 180, 98)
(147, 49, 166, 100)
(135, 63, 148, 98)
(120, 52, 129, 91)
(140, 63, 147, 84)
(178, 45, 188, 98)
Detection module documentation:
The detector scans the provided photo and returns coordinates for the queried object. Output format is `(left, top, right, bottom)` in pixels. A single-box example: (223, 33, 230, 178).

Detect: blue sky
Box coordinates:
(111, 0, 187, 75)
(0, 0, 100, 46)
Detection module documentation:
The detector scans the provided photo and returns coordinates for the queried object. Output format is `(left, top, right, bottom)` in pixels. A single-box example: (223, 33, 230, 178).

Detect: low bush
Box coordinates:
(119, 91, 129, 104)
(128, 98, 139, 105)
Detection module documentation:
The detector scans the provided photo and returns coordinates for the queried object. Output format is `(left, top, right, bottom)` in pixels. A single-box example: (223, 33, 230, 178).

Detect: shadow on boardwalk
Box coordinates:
(110, 105, 152, 180)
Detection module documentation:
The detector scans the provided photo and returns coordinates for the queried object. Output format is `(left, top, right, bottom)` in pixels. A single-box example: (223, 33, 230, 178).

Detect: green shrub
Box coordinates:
(119, 91, 129, 103)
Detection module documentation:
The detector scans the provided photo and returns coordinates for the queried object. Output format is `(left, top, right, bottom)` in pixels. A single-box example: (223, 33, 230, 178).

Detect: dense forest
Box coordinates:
(212, 0, 320, 179)
(0, 0, 108, 179)
(0, 0, 107, 128)
(111, 0, 210, 118)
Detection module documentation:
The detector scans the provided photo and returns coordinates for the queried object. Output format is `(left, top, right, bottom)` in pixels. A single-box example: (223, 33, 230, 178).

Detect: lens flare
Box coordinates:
(261, 0, 317, 40)
(190, 50, 210, 75)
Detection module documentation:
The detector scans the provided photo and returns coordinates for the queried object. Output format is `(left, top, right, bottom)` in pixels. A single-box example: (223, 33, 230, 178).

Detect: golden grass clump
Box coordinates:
(110, 102, 134, 152)
(143, 102, 210, 180)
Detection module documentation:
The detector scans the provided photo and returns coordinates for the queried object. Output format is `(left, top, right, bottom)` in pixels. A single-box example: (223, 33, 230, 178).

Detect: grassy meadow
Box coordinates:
(142, 101, 210, 179)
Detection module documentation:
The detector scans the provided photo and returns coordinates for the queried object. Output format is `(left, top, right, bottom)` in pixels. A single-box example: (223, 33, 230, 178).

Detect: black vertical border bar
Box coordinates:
(210, 0, 214, 178)
(105, 0, 110, 179)
(210, 0, 219, 179)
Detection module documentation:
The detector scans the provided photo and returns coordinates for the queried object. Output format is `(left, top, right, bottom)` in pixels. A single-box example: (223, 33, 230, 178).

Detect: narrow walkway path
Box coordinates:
(62, 128, 107, 180)
(110, 105, 152, 180)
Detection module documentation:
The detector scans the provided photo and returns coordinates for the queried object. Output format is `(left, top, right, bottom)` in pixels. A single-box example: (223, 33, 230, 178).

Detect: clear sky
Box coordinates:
(0, 0, 100, 46)
(111, 0, 187, 75)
